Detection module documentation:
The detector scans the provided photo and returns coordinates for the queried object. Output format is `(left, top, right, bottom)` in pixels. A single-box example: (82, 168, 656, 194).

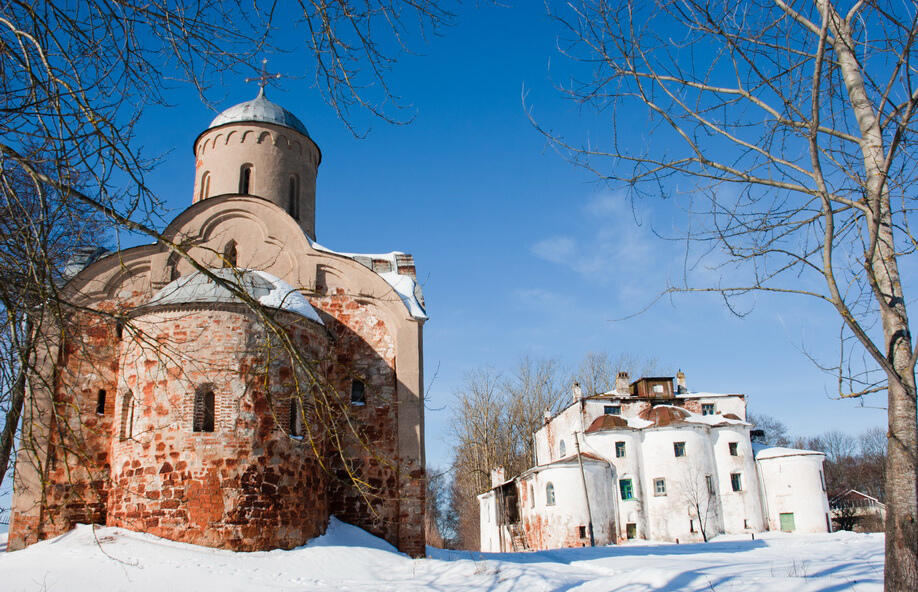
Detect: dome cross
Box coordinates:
(245, 58, 282, 91)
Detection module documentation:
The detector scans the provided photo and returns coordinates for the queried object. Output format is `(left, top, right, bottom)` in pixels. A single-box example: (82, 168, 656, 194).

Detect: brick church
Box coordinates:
(7, 89, 428, 556)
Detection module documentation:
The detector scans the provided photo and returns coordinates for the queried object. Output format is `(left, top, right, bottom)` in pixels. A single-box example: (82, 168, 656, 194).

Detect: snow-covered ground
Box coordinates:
(0, 520, 883, 591)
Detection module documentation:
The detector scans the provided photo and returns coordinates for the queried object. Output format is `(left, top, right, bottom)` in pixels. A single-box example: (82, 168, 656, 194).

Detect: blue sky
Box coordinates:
(121, 3, 886, 469)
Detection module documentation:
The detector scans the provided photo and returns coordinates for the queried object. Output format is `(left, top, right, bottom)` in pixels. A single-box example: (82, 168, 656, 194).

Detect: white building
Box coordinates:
(479, 372, 832, 551)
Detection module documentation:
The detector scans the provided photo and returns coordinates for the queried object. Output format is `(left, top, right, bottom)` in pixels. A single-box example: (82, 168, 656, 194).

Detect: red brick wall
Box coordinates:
(313, 288, 404, 550)
(10, 284, 424, 556)
(106, 307, 330, 551)
(8, 312, 119, 548)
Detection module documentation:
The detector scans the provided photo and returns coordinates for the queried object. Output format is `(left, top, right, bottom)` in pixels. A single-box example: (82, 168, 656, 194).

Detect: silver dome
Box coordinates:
(209, 89, 311, 137)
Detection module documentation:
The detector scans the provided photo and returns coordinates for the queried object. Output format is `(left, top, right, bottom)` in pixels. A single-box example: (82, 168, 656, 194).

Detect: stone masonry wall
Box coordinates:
(106, 307, 330, 551)
(7, 311, 120, 549)
(312, 288, 404, 550)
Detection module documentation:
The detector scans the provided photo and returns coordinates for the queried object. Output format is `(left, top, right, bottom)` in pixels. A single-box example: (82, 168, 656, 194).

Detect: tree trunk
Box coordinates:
(0, 320, 31, 490)
(820, 3, 918, 588)
(884, 371, 918, 590)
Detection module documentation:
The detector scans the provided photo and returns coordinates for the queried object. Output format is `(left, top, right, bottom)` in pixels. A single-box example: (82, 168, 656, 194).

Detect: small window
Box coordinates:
(350, 379, 366, 406)
(674, 442, 686, 457)
(239, 164, 253, 194)
(288, 175, 299, 220)
(115, 321, 124, 340)
(626, 523, 637, 539)
(559, 440, 567, 457)
(223, 240, 237, 268)
(604, 405, 621, 415)
(619, 478, 634, 500)
(578, 525, 587, 539)
(193, 386, 215, 432)
(653, 478, 667, 496)
(615, 441, 626, 458)
(701, 403, 715, 416)
(199, 171, 211, 200)
(690, 520, 696, 533)
(706, 475, 716, 496)
(96, 389, 106, 415)
(529, 483, 534, 508)
(652, 384, 664, 394)
(729, 442, 739, 456)
(546, 482, 556, 506)
(289, 399, 302, 437)
(119, 391, 134, 440)
(820, 470, 826, 491)
(731, 472, 742, 492)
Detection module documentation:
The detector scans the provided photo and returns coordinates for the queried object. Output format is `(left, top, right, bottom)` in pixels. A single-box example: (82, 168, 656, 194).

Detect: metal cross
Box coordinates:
(245, 58, 282, 89)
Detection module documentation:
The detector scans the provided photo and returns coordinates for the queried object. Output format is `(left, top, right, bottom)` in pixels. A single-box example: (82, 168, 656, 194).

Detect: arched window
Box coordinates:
(96, 389, 107, 415)
(350, 379, 366, 406)
(193, 385, 215, 432)
(115, 321, 123, 340)
(546, 482, 556, 506)
(120, 391, 134, 440)
(199, 172, 211, 200)
(223, 240, 237, 268)
(287, 175, 299, 220)
(289, 399, 302, 437)
(559, 440, 567, 457)
(239, 164, 253, 194)
(168, 253, 180, 281)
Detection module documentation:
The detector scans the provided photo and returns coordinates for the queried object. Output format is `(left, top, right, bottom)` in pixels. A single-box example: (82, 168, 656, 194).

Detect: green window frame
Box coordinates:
(619, 478, 634, 500)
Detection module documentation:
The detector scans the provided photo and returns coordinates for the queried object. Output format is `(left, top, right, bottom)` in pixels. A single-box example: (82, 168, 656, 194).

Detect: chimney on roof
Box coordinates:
(676, 370, 687, 394)
(614, 371, 630, 394)
(572, 381, 583, 402)
(490, 466, 506, 487)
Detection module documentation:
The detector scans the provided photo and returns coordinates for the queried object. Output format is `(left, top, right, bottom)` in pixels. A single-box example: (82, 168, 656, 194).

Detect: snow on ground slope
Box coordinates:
(0, 519, 882, 592)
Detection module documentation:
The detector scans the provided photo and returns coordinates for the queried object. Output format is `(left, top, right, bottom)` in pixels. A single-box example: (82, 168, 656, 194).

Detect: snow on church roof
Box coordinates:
(147, 268, 324, 324)
(309, 240, 428, 320)
(209, 88, 311, 138)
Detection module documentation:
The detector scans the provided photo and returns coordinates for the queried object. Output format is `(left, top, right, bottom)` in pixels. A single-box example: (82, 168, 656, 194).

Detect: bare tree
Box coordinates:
(820, 430, 860, 463)
(679, 462, 719, 542)
(0, 0, 457, 541)
(541, 1, 918, 586)
(425, 465, 450, 548)
(0, 161, 106, 490)
(746, 412, 791, 447)
(570, 351, 660, 396)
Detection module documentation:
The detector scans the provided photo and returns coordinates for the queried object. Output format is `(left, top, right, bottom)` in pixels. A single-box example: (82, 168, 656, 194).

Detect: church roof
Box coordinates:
(147, 268, 323, 324)
(209, 89, 311, 137)
(585, 414, 629, 432)
(308, 240, 428, 320)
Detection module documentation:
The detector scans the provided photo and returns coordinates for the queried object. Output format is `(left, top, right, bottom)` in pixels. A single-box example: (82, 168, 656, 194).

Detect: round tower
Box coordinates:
(192, 89, 322, 239)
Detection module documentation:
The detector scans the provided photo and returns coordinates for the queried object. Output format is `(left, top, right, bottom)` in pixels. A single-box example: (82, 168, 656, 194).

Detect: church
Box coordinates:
(7, 89, 428, 556)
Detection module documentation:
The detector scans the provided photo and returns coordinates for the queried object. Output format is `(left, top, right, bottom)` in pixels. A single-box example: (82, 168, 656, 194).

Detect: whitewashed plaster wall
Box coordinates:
(478, 490, 500, 552)
(755, 453, 830, 533)
(639, 426, 722, 542)
(581, 430, 646, 540)
(712, 425, 766, 532)
(522, 462, 617, 550)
